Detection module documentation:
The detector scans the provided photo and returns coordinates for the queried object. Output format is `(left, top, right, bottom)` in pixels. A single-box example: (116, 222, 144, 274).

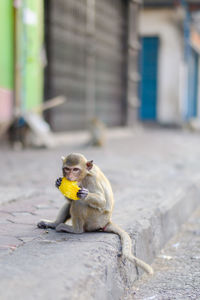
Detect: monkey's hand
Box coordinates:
(55, 177, 62, 188)
(77, 187, 89, 199)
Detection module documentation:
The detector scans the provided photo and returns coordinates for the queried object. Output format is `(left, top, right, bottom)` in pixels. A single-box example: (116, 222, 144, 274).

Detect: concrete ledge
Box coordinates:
(1, 129, 200, 299)
(134, 181, 200, 274)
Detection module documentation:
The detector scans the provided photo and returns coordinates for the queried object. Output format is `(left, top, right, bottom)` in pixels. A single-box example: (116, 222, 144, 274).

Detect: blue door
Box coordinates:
(187, 49, 199, 119)
(139, 37, 159, 120)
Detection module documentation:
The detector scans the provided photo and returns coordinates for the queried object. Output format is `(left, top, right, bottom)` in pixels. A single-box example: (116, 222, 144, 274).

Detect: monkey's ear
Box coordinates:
(61, 156, 65, 162)
(86, 160, 93, 170)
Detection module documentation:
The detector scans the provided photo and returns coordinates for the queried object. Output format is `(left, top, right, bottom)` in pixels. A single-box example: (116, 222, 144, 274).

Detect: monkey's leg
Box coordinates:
(56, 223, 84, 234)
(103, 222, 153, 275)
(56, 216, 84, 234)
(37, 202, 71, 229)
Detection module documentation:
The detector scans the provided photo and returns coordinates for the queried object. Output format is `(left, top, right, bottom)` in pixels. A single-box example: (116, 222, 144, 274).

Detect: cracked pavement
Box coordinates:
(132, 207, 200, 300)
(1, 127, 200, 299)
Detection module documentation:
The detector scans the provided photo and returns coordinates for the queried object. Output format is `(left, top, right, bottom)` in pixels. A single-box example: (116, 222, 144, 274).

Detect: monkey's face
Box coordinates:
(63, 166, 82, 182)
(62, 153, 93, 182)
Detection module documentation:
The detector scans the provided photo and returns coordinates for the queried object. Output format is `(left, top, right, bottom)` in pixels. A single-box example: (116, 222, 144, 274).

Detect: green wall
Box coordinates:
(0, 1, 14, 89)
(18, 0, 44, 110)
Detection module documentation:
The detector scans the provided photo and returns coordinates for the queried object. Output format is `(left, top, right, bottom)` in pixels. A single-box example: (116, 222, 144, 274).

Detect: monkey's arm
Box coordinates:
(77, 188, 106, 210)
(78, 177, 108, 210)
(80, 188, 106, 211)
(37, 202, 71, 229)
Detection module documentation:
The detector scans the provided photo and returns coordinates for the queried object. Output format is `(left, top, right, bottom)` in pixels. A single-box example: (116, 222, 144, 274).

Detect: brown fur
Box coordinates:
(37, 153, 153, 274)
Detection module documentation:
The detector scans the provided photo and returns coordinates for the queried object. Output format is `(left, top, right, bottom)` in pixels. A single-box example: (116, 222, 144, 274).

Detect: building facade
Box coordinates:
(0, 1, 14, 126)
(139, 0, 200, 125)
(0, 0, 44, 132)
(44, 0, 141, 131)
(0, 0, 141, 133)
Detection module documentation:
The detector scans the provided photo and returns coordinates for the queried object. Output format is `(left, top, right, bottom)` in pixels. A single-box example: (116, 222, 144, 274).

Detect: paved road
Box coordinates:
(1, 127, 200, 299)
(132, 207, 200, 300)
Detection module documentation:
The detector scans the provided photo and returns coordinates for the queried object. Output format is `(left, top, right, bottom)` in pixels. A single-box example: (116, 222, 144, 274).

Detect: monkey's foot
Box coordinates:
(37, 220, 56, 229)
(37, 221, 48, 229)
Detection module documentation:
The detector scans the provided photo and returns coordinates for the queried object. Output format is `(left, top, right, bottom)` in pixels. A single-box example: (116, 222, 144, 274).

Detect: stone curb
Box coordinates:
(0, 181, 199, 300)
(134, 181, 200, 273)
(1, 129, 200, 299)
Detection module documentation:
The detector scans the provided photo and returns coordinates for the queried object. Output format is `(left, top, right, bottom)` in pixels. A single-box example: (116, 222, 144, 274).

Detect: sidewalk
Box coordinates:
(0, 127, 200, 300)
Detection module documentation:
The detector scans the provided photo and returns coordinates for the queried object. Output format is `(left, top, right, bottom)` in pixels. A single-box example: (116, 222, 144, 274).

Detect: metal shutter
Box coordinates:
(45, 0, 127, 131)
(95, 0, 127, 126)
(46, 0, 87, 131)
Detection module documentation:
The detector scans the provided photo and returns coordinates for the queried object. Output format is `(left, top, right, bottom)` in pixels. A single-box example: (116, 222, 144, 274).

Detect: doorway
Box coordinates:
(139, 36, 159, 121)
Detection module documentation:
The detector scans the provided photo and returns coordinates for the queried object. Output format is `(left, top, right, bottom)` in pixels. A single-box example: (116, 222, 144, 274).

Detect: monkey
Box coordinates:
(37, 153, 153, 274)
(88, 118, 106, 147)
(8, 117, 29, 149)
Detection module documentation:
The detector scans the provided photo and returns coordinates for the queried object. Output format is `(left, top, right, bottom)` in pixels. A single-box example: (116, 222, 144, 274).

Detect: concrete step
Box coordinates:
(0, 128, 200, 300)
(132, 207, 200, 299)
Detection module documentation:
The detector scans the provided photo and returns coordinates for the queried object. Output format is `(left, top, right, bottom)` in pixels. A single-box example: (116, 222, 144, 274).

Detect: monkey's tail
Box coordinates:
(104, 222, 154, 275)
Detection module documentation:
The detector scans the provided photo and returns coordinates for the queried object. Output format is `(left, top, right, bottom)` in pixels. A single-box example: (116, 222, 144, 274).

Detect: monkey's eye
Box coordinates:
(73, 168, 80, 172)
(63, 167, 70, 172)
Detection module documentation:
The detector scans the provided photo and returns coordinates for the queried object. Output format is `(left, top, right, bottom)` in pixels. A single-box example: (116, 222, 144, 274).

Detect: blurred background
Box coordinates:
(1, 0, 200, 147)
(1, 3, 200, 297)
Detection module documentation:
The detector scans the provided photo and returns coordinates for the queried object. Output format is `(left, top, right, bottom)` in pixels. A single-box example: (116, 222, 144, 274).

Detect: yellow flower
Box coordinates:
(59, 178, 80, 200)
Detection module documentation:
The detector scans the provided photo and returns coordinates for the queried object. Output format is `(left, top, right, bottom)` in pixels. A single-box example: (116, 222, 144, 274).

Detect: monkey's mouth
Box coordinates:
(66, 177, 75, 182)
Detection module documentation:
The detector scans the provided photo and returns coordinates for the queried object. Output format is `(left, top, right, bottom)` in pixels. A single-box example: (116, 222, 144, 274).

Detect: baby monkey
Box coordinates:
(37, 153, 153, 274)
